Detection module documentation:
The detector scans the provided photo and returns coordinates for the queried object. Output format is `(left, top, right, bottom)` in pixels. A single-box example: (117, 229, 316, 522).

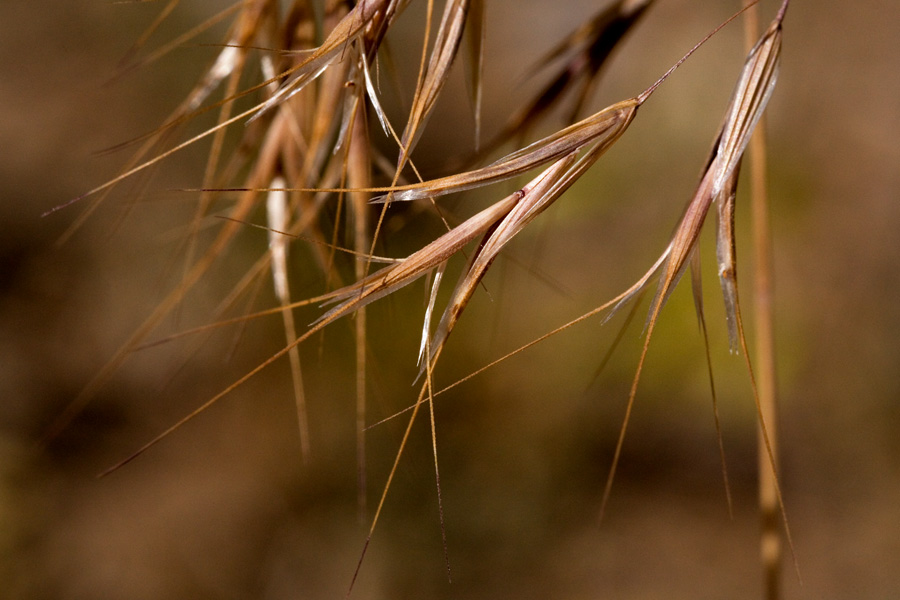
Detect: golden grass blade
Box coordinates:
(712, 9, 783, 197)
(397, 0, 469, 167)
(596, 0, 776, 338)
(267, 178, 310, 462)
(743, 2, 791, 597)
(689, 246, 704, 326)
(419, 322, 453, 582)
(723, 4, 800, 586)
(690, 248, 735, 517)
(649, 169, 716, 322)
(267, 180, 291, 303)
(347, 96, 373, 521)
(360, 50, 393, 138)
(300, 35, 355, 188)
(398, 0, 435, 156)
(419, 264, 447, 366)
(716, 165, 741, 351)
(463, 0, 484, 149)
(730, 248, 800, 587)
(253, 0, 403, 119)
(376, 100, 640, 203)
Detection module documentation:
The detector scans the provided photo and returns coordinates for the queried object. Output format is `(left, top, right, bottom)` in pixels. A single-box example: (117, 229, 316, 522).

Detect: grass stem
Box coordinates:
(742, 2, 782, 598)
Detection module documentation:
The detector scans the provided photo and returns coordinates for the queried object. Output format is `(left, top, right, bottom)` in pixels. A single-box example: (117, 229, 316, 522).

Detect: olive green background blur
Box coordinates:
(2, 1, 898, 598)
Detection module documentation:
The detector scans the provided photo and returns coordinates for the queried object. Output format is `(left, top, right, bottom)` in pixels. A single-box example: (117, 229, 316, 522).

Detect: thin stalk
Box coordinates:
(742, 2, 782, 598)
(348, 95, 372, 524)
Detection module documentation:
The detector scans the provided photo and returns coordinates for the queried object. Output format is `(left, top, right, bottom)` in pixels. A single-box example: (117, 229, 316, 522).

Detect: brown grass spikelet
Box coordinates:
(594, 0, 789, 518)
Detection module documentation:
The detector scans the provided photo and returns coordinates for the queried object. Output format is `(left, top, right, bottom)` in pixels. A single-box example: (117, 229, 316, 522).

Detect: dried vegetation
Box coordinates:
(50, 0, 796, 596)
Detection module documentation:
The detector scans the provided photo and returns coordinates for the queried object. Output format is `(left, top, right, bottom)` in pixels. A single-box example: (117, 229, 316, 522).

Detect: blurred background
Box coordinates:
(2, 0, 898, 598)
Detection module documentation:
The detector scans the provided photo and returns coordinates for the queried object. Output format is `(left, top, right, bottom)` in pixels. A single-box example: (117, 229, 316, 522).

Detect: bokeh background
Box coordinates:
(2, 0, 898, 598)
